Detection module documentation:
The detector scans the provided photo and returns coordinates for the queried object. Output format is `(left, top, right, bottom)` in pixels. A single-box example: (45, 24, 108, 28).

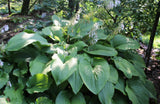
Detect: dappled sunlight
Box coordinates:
(68, 58, 77, 69)
(54, 20, 61, 26)
(92, 65, 103, 80)
(21, 32, 34, 39)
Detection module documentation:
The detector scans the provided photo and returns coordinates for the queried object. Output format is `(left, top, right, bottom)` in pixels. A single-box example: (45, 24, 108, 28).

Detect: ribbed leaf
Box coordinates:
(113, 57, 138, 78)
(111, 35, 140, 50)
(55, 91, 86, 104)
(112, 92, 128, 104)
(68, 41, 88, 51)
(79, 56, 110, 94)
(55, 90, 72, 104)
(29, 54, 49, 76)
(108, 65, 118, 84)
(68, 70, 83, 94)
(115, 76, 126, 95)
(0, 71, 9, 89)
(98, 82, 114, 104)
(6, 32, 50, 51)
(35, 97, 53, 104)
(84, 44, 117, 56)
(26, 74, 51, 94)
(51, 54, 78, 85)
(126, 78, 156, 104)
(71, 93, 86, 104)
(4, 87, 25, 104)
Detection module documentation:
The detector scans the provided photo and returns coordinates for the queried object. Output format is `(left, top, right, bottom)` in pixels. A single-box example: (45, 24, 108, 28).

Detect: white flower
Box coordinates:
(3, 25, 9, 31)
(1, 29, 4, 33)
(121, 23, 124, 30)
(0, 59, 4, 67)
(115, 0, 121, 6)
(33, 28, 37, 32)
(41, 12, 47, 18)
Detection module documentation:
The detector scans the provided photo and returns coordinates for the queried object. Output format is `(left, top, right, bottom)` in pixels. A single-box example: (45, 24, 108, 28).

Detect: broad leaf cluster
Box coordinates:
(0, 15, 156, 104)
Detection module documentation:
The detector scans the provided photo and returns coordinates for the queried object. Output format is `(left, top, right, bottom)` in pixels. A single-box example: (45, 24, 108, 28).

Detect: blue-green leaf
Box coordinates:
(113, 57, 138, 78)
(111, 35, 140, 50)
(115, 76, 126, 95)
(51, 54, 78, 85)
(26, 74, 51, 94)
(4, 86, 25, 104)
(108, 65, 118, 84)
(35, 97, 53, 104)
(98, 82, 114, 104)
(68, 41, 88, 51)
(79, 56, 110, 94)
(71, 92, 86, 104)
(6, 32, 50, 51)
(55, 90, 72, 104)
(29, 54, 49, 76)
(68, 69, 83, 94)
(125, 78, 156, 104)
(0, 71, 9, 89)
(84, 44, 118, 56)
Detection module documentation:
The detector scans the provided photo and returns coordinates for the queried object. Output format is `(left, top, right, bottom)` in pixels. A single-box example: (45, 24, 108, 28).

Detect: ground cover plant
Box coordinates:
(0, 15, 156, 104)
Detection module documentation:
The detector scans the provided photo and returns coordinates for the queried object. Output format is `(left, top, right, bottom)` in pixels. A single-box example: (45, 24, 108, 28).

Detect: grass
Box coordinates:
(142, 34, 160, 49)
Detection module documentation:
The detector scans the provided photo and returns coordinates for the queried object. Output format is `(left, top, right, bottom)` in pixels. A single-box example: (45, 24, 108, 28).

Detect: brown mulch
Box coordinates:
(138, 43, 160, 104)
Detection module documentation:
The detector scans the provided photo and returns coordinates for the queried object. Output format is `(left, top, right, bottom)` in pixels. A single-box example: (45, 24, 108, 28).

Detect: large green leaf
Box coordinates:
(6, 32, 50, 51)
(113, 57, 138, 78)
(111, 35, 140, 50)
(13, 62, 28, 77)
(108, 65, 118, 84)
(3, 62, 13, 73)
(55, 91, 86, 104)
(0, 71, 9, 89)
(26, 74, 51, 94)
(115, 76, 126, 95)
(51, 54, 78, 85)
(68, 41, 88, 51)
(112, 92, 128, 104)
(42, 27, 53, 36)
(50, 26, 63, 38)
(68, 69, 83, 94)
(96, 29, 107, 40)
(55, 90, 72, 104)
(52, 15, 62, 26)
(35, 97, 53, 104)
(69, 19, 94, 39)
(29, 54, 49, 76)
(79, 56, 110, 94)
(4, 86, 25, 104)
(84, 44, 117, 56)
(125, 78, 156, 104)
(71, 92, 86, 104)
(52, 15, 69, 27)
(98, 82, 114, 104)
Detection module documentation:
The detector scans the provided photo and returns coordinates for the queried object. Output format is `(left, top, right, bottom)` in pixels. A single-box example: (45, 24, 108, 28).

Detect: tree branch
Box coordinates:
(145, 1, 160, 67)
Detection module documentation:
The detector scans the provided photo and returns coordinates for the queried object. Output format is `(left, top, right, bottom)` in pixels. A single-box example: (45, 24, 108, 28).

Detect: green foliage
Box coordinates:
(0, 15, 156, 104)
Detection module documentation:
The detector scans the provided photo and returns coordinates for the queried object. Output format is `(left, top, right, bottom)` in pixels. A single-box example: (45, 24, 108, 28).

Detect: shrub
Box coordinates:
(0, 15, 156, 104)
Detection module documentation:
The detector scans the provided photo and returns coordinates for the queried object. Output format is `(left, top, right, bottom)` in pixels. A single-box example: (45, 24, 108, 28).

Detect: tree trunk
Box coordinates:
(69, 0, 74, 12)
(21, 0, 30, 15)
(7, 0, 11, 15)
(75, 0, 80, 13)
(145, 1, 160, 67)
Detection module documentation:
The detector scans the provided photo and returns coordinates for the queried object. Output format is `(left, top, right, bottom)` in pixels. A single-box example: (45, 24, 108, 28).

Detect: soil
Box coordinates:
(0, 14, 160, 104)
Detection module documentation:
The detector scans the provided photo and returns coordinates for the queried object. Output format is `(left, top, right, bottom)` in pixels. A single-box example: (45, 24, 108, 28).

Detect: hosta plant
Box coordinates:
(0, 15, 156, 104)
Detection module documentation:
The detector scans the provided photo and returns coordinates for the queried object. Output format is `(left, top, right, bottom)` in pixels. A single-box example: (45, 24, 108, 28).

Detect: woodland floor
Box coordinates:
(0, 14, 160, 104)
